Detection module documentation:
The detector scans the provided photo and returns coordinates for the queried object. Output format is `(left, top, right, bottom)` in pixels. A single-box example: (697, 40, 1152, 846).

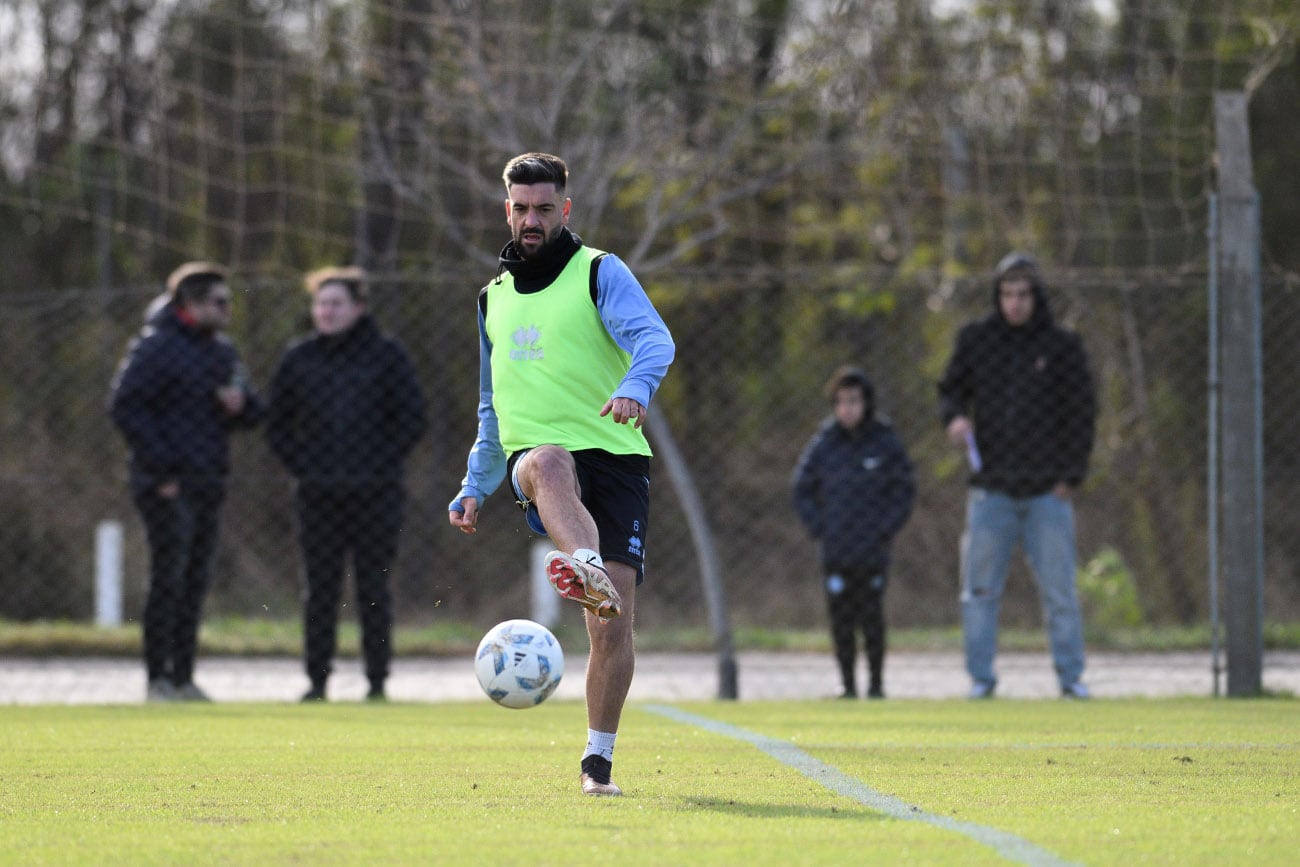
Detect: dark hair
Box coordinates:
(166, 261, 228, 304)
(823, 365, 875, 408)
(993, 250, 1043, 288)
(502, 153, 568, 193)
(305, 266, 369, 303)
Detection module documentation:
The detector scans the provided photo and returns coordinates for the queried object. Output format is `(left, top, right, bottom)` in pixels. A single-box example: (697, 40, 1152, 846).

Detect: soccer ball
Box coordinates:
(474, 619, 564, 709)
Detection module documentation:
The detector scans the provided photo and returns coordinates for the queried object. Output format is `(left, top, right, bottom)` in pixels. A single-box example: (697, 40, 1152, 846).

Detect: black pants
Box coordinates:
(296, 483, 404, 687)
(133, 482, 225, 685)
(825, 567, 887, 695)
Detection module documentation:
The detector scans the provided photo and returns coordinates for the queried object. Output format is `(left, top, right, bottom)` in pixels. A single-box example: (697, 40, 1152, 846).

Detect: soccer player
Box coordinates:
(449, 153, 675, 796)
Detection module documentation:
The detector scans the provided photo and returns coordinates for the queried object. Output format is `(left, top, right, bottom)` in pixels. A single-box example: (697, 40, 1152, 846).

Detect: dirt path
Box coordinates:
(2, 650, 1297, 704)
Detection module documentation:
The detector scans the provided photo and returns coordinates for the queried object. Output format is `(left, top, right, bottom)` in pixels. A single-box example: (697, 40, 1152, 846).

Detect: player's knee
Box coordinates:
(587, 614, 633, 653)
(520, 445, 576, 491)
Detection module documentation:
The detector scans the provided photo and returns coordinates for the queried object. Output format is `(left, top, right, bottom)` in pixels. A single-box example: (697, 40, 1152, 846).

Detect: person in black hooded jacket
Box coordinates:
(110, 261, 264, 702)
(266, 267, 427, 702)
(793, 366, 915, 699)
(938, 252, 1096, 700)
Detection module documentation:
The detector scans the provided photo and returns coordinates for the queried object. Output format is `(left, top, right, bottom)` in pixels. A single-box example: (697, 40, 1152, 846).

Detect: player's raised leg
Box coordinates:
(518, 446, 623, 618)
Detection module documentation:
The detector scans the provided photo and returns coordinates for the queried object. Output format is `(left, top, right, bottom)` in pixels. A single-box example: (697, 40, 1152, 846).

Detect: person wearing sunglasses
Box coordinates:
(110, 261, 264, 702)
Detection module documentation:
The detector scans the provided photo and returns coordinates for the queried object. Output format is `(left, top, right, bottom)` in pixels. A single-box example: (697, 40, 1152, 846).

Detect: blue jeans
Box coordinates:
(960, 488, 1086, 690)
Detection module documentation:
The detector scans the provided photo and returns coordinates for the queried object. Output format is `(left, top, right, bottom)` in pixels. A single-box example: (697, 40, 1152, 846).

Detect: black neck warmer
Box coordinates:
(496, 227, 584, 293)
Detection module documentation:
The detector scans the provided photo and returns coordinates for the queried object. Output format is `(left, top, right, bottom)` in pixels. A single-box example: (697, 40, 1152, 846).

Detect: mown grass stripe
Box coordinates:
(645, 704, 1079, 867)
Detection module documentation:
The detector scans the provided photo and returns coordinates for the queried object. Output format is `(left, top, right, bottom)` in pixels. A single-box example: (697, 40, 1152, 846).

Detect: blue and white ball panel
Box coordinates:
(474, 619, 565, 709)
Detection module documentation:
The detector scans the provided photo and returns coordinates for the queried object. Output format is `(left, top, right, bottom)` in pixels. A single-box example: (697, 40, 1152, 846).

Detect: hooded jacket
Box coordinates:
(266, 315, 426, 485)
(792, 414, 916, 574)
(109, 300, 263, 490)
(937, 256, 1095, 497)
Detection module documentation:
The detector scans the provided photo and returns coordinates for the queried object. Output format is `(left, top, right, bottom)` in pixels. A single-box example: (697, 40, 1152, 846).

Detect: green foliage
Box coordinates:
(0, 501, 78, 620)
(1078, 545, 1145, 631)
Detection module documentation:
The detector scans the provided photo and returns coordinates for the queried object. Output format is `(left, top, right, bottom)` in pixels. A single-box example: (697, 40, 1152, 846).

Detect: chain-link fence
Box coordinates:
(4, 0, 1299, 668)
(3, 265, 1298, 645)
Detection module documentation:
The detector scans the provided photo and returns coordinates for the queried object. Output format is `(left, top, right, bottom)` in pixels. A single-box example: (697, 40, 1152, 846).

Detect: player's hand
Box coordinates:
(449, 497, 479, 534)
(601, 396, 646, 429)
(158, 480, 180, 499)
(216, 385, 245, 415)
(946, 415, 972, 446)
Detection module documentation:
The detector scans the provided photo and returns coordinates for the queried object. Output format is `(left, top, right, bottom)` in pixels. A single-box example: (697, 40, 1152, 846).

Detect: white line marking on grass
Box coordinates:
(645, 704, 1079, 867)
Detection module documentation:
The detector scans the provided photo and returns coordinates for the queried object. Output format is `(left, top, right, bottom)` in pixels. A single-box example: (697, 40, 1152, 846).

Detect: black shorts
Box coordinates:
(507, 448, 650, 585)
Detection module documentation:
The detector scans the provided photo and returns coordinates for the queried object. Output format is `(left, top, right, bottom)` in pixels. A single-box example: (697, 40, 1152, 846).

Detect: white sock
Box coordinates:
(573, 548, 605, 569)
(582, 728, 617, 762)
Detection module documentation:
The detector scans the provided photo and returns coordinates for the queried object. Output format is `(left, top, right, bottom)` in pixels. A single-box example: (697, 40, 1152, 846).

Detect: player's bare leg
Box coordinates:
(515, 446, 594, 544)
(577, 562, 635, 795)
(515, 446, 634, 794)
(518, 447, 622, 617)
(583, 561, 636, 731)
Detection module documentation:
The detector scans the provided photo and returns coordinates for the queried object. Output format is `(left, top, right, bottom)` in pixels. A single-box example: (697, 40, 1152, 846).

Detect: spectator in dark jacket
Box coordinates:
(110, 261, 264, 702)
(266, 267, 427, 702)
(938, 251, 1096, 700)
(793, 366, 916, 699)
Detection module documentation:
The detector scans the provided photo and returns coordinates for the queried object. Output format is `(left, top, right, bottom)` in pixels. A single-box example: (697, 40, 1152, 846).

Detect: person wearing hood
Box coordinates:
(938, 252, 1096, 700)
(266, 267, 427, 703)
(448, 153, 674, 796)
(793, 366, 916, 699)
(109, 261, 264, 702)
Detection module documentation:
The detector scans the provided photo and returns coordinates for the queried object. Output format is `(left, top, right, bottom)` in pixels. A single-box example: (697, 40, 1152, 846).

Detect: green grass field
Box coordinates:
(2, 698, 1295, 865)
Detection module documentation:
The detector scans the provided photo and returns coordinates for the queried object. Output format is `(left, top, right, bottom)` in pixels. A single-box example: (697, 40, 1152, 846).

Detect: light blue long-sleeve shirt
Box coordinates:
(449, 253, 674, 511)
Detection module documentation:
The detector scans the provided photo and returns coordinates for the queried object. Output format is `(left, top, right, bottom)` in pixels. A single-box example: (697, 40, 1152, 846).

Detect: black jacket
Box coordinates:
(109, 302, 263, 490)
(266, 315, 426, 486)
(792, 418, 916, 573)
(937, 277, 1095, 497)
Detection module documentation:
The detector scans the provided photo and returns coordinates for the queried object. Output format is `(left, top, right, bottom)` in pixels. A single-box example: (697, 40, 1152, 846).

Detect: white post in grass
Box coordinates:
(530, 540, 560, 628)
(95, 520, 124, 627)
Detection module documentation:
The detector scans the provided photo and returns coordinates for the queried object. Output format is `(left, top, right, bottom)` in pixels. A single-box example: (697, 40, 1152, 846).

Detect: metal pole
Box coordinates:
(1213, 90, 1264, 696)
(645, 412, 738, 699)
(1251, 194, 1266, 676)
(1206, 193, 1221, 697)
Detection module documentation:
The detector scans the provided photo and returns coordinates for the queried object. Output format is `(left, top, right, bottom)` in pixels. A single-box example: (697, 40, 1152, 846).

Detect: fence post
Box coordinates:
(1206, 193, 1222, 698)
(95, 520, 124, 628)
(1212, 91, 1264, 697)
(530, 540, 561, 629)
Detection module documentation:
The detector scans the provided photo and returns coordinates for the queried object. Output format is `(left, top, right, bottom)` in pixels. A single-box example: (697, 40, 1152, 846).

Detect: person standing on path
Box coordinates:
(938, 251, 1096, 700)
(110, 261, 264, 702)
(266, 266, 427, 703)
(794, 365, 916, 699)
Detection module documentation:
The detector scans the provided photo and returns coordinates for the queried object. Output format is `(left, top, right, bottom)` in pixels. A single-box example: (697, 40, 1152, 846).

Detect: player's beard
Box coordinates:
(514, 224, 562, 260)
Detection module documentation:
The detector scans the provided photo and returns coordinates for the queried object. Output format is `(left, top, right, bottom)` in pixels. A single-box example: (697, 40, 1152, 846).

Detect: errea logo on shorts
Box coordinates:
(510, 325, 544, 361)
